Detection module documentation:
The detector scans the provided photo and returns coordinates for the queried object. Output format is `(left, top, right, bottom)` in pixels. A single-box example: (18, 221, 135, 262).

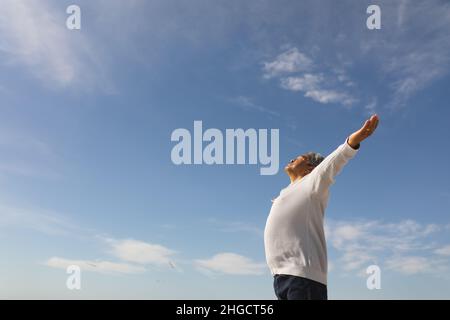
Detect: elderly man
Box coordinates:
(264, 115, 379, 300)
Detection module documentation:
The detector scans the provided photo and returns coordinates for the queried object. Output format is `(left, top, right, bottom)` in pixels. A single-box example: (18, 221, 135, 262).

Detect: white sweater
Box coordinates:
(264, 139, 358, 285)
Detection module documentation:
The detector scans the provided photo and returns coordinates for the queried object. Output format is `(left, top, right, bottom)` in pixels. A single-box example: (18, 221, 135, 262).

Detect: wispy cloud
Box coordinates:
(0, 128, 61, 179)
(280, 74, 321, 91)
(0, 200, 181, 274)
(384, 255, 448, 276)
(362, 1, 450, 108)
(326, 218, 450, 276)
(333, 67, 355, 88)
(0, 200, 246, 278)
(258, 1, 450, 110)
(397, 0, 409, 28)
(281, 75, 356, 106)
(263, 47, 357, 107)
(0, 203, 81, 236)
(0, 0, 108, 90)
(45, 257, 145, 275)
(45, 237, 181, 275)
(434, 245, 450, 257)
(364, 98, 378, 116)
(106, 238, 177, 267)
(263, 47, 313, 79)
(194, 252, 266, 276)
(230, 96, 280, 117)
(12, 196, 450, 280)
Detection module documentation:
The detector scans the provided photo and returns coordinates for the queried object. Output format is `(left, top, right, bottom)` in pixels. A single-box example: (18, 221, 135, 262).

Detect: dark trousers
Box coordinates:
(273, 274, 328, 300)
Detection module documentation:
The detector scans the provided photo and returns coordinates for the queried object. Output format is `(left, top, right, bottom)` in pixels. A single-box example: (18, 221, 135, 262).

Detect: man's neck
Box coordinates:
(289, 174, 304, 184)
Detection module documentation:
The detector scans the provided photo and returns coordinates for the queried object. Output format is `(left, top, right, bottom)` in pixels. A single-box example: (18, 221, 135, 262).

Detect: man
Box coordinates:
(264, 114, 379, 300)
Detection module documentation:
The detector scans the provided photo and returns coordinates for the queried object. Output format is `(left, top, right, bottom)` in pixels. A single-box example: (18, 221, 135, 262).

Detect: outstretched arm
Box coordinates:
(309, 114, 380, 194)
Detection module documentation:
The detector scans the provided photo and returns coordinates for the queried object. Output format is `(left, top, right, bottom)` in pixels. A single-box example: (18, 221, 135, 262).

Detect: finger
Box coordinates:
(361, 119, 370, 131)
(368, 118, 376, 132)
(369, 115, 378, 131)
(372, 120, 378, 133)
(369, 116, 379, 133)
(374, 115, 379, 129)
(364, 120, 374, 134)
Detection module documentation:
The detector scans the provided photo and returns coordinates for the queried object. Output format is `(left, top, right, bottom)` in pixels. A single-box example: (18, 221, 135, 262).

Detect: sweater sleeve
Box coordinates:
(309, 138, 359, 195)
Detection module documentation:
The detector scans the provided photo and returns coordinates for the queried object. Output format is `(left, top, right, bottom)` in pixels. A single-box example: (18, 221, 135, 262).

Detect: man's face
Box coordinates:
(284, 154, 315, 177)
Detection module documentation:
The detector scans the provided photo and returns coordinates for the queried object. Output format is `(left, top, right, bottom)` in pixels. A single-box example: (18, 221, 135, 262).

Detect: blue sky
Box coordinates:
(1, 0, 450, 299)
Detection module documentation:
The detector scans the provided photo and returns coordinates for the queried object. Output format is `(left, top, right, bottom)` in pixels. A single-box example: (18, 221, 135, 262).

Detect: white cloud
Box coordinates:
(0, 200, 180, 275)
(264, 48, 357, 107)
(332, 224, 365, 244)
(362, 1, 450, 108)
(326, 219, 449, 276)
(385, 256, 432, 275)
(0, 200, 178, 273)
(45, 257, 145, 275)
(1, 0, 443, 110)
(280, 74, 322, 91)
(304, 90, 355, 106)
(0, 0, 107, 89)
(257, 1, 450, 110)
(0, 204, 182, 274)
(195, 252, 266, 276)
(107, 238, 177, 266)
(43, 236, 180, 276)
(340, 250, 375, 272)
(434, 245, 450, 256)
(328, 219, 441, 252)
(333, 67, 355, 87)
(263, 47, 313, 79)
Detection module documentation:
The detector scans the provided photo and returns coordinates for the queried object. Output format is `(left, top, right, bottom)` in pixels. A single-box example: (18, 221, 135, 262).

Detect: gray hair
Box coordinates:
(303, 152, 324, 167)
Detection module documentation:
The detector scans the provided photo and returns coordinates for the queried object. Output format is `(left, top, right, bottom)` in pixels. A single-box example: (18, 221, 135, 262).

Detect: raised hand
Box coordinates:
(348, 114, 379, 148)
